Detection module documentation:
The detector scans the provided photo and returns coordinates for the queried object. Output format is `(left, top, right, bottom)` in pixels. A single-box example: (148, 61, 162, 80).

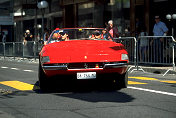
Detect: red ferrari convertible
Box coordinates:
(39, 28, 129, 90)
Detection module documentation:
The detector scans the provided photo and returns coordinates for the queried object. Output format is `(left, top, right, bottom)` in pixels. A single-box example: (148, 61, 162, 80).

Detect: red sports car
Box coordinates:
(39, 28, 129, 90)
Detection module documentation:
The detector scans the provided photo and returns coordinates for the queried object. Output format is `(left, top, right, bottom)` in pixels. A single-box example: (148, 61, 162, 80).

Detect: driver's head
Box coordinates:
(52, 33, 60, 40)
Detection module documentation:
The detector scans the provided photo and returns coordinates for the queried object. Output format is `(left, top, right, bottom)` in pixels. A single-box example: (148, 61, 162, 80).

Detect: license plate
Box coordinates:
(77, 72, 96, 79)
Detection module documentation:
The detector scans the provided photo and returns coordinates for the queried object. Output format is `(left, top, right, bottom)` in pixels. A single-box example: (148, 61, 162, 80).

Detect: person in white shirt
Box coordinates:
(139, 27, 148, 62)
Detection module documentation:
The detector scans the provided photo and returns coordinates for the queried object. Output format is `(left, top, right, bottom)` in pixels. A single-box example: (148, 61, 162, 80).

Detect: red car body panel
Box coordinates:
(39, 28, 128, 78)
(41, 40, 127, 63)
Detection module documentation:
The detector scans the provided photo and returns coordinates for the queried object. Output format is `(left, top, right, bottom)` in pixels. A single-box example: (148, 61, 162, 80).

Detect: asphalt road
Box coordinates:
(0, 60, 176, 118)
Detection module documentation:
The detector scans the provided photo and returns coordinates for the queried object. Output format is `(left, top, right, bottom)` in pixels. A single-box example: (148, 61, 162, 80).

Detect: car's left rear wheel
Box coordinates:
(38, 62, 48, 91)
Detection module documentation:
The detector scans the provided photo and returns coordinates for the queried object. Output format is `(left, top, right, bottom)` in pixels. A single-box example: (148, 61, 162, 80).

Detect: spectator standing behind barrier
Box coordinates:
(135, 18, 142, 38)
(0, 32, 2, 42)
(24, 30, 33, 43)
(43, 28, 49, 42)
(139, 26, 148, 62)
(106, 20, 119, 40)
(152, 15, 168, 63)
(24, 30, 33, 56)
(1, 32, 6, 43)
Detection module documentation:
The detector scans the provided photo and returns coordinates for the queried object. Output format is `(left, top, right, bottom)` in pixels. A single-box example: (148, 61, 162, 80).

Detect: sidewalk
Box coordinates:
(142, 66, 176, 74)
(0, 56, 39, 64)
(128, 65, 176, 75)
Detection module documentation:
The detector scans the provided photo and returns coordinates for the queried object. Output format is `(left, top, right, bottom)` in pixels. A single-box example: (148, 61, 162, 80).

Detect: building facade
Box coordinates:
(11, 0, 176, 42)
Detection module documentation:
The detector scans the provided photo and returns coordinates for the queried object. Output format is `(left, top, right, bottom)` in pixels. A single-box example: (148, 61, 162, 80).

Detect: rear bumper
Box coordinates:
(42, 65, 67, 70)
(42, 63, 128, 70)
(104, 63, 128, 69)
(43, 67, 128, 78)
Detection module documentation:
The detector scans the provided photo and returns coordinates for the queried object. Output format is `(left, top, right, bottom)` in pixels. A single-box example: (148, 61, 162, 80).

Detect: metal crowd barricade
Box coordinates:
(114, 37, 136, 64)
(0, 41, 43, 61)
(23, 41, 35, 58)
(113, 37, 144, 73)
(137, 36, 176, 76)
(14, 42, 23, 59)
(4, 42, 14, 57)
(0, 42, 4, 56)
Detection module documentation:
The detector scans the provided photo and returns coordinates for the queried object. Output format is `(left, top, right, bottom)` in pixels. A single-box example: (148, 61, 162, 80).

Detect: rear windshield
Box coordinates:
(48, 28, 112, 44)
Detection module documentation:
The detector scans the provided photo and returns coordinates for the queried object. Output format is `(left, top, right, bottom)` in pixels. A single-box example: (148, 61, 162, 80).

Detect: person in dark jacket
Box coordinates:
(24, 30, 33, 56)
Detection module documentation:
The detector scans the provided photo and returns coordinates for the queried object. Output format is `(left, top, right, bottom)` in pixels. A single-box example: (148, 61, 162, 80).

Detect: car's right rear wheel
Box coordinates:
(112, 72, 128, 90)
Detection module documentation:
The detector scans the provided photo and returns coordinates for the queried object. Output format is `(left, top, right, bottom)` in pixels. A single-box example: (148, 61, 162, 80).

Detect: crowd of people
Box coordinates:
(138, 15, 169, 62)
(104, 17, 169, 63)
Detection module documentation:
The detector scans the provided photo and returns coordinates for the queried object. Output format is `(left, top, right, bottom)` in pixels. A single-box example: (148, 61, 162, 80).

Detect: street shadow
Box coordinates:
(54, 91, 134, 103)
(32, 81, 135, 103)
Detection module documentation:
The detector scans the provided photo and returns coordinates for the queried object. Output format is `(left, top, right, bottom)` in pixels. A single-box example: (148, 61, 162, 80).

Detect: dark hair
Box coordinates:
(93, 31, 101, 36)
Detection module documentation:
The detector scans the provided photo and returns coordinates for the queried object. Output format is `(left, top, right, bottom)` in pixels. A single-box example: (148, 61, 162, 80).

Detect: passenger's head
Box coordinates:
(93, 30, 101, 39)
(59, 31, 69, 40)
(102, 28, 107, 34)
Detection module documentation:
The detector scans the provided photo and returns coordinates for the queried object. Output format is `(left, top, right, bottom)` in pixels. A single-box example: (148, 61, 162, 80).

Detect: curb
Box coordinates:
(142, 67, 176, 75)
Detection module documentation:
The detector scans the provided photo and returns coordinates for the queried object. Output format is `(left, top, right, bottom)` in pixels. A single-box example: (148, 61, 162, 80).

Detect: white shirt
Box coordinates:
(2, 34, 6, 43)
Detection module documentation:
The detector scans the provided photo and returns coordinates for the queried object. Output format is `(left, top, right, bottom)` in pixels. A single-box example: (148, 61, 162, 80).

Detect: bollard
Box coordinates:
(34, 41, 36, 61)
(3, 43, 5, 59)
(23, 41, 25, 60)
(13, 42, 15, 60)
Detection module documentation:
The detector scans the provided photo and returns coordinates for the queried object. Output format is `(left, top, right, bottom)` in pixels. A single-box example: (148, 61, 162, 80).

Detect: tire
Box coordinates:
(112, 72, 128, 90)
(119, 72, 128, 88)
(38, 62, 48, 91)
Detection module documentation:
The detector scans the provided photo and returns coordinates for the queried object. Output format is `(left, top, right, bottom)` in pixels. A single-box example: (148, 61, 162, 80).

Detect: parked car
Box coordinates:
(39, 28, 129, 90)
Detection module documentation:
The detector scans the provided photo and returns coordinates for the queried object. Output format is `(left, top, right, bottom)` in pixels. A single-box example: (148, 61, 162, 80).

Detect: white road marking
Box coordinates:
(1, 66, 8, 69)
(128, 86, 176, 97)
(1, 66, 34, 72)
(23, 70, 34, 72)
(11, 68, 19, 70)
